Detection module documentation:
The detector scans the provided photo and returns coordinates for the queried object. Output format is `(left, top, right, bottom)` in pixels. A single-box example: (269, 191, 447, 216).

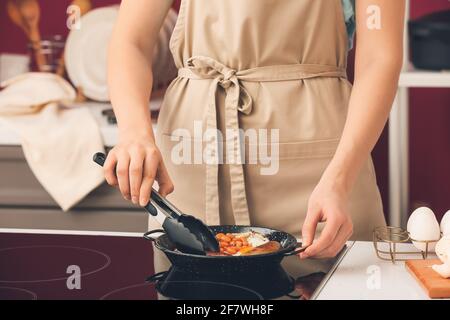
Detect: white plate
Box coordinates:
(65, 6, 119, 102)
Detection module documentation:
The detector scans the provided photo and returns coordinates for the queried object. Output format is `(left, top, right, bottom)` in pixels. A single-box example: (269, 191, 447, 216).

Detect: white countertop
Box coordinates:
(317, 241, 438, 300)
(0, 101, 161, 148)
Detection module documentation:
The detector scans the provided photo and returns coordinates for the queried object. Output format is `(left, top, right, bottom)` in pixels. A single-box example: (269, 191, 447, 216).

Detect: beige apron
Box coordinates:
(152, 0, 386, 272)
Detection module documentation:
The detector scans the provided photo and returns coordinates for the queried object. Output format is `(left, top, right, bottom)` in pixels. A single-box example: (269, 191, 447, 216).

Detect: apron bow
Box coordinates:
(186, 56, 253, 115)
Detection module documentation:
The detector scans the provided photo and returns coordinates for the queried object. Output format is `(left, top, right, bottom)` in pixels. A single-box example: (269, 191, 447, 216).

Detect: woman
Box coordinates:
(104, 0, 405, 265)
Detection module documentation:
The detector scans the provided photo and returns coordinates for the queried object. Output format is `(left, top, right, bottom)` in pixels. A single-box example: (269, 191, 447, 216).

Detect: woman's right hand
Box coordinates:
(103, 133, 174, 207)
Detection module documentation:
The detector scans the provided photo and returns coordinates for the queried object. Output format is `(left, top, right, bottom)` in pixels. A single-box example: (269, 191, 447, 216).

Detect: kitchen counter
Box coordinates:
(0, 100, 162, 148)
(316, 241, 438, 300)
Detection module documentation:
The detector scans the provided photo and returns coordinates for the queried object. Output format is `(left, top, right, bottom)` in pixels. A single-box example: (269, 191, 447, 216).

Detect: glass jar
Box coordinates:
(28, 35, 66, 73)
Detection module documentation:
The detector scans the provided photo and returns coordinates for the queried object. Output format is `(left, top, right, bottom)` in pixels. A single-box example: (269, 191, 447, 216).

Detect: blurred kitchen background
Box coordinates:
(0, 0, 449, 234)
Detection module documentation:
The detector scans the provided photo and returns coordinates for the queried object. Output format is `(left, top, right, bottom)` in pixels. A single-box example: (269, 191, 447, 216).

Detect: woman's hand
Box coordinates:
(300, 174, 353, 259)
(103, 132, 174, 207)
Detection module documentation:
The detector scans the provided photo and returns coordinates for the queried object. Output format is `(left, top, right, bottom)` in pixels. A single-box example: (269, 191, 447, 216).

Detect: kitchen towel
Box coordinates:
(0, 72, 105, 211)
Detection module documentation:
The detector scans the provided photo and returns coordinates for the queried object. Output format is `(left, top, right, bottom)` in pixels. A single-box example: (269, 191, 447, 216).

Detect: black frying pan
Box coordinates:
(144, 225, 307, 274)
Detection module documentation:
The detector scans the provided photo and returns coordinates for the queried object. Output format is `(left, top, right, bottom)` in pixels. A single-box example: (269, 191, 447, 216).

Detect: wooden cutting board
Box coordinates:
(406, 259, 450, 298)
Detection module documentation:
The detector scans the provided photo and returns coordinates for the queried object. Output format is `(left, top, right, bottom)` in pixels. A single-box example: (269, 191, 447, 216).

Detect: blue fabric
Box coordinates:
(342, 0, 356, 50)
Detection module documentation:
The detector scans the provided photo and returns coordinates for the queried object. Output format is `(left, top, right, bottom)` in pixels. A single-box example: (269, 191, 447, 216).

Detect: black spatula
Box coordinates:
(93, 152, 219, 255)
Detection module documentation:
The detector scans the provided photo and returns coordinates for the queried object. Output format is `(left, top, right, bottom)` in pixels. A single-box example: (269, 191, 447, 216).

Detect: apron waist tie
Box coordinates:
(178, 56, 347, 226)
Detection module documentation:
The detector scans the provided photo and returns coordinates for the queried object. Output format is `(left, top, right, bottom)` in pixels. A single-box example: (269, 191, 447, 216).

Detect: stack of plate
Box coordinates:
(65, 6, 178, 102)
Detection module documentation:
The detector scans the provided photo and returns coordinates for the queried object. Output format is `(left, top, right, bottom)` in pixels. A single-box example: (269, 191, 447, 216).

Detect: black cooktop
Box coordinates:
(0, 232, 347, 300)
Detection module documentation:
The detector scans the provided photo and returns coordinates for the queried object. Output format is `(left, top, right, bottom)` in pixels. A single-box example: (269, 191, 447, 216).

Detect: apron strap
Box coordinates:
(178, 56, 347, 226)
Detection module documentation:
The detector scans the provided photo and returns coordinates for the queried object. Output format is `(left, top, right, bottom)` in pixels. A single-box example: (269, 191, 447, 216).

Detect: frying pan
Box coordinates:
(144, 225, 307, 274)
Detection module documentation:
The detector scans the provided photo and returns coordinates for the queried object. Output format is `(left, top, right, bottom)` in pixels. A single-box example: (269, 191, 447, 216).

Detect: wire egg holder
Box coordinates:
(373, 226, 440, 263)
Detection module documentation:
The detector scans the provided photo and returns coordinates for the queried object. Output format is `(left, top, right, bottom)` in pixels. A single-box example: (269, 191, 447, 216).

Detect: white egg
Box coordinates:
(432, 236, 450, 279)
(435, 235, 450, 263)
(440, 210, 450, 236)
(407, 207, 441, 252)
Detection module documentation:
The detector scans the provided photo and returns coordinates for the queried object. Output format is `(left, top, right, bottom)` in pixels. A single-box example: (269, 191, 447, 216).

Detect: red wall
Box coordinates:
(0, 0, 181, 53)
(409, 0, 450, 219)
(1, 0, 449, 220)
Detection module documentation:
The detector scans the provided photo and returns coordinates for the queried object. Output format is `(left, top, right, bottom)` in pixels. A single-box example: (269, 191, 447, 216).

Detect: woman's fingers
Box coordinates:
(301, 205, 321, 248)
(313, 219, 353, 259)
(157, 160, 174, 197)
(139, 151, 159, 207)
(129, 148, 145, 205)
(139, 178, 153, 207)
(102, 142, 174, 207)
(301, 213, 341, 259)
(104, 152, 118, 187)
(116, 152, 131, 200)
(138, 150, 175, 206)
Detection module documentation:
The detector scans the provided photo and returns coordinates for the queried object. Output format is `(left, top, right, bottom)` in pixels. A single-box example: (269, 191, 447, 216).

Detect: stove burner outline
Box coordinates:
(0, 245, 111, 284)
(100, 280, 264, 300)
(0, 286, 38, 300)
(100, 282, 155, 300)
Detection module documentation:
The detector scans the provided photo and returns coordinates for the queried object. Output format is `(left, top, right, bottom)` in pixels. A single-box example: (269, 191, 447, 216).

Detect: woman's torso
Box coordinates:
(154, 0, 386, 239)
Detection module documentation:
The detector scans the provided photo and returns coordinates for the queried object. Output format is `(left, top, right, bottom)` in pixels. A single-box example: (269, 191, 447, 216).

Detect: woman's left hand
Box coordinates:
(299, 175, 353, 259)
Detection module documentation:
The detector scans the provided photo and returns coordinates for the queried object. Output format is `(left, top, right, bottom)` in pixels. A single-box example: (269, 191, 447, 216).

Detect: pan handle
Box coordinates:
(284, 242, 309, 257)
(146, 271, 168, 283)
(143, 229, 166, 242)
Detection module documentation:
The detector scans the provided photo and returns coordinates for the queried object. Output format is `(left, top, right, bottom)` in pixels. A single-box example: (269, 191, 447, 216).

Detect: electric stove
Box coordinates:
(0, 232, 348, 300)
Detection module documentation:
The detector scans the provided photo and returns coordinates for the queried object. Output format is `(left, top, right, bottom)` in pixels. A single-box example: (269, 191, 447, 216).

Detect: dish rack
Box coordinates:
(373, 226, 440, 263)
